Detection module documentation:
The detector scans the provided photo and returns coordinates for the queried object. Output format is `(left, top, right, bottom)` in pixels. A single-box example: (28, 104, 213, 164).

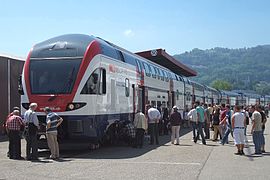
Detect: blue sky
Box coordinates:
(1, 0, 270, 58)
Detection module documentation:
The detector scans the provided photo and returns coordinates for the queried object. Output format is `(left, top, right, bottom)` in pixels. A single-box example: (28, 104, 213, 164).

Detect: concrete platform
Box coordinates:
(0, 119, 269, 180)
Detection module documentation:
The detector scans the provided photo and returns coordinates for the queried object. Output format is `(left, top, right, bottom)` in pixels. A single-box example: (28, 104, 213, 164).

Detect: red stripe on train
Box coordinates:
(24, 40, 101, 112)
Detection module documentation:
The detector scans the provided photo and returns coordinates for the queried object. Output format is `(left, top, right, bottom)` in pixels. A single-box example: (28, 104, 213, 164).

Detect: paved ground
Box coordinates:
(1, 120, 270, 180)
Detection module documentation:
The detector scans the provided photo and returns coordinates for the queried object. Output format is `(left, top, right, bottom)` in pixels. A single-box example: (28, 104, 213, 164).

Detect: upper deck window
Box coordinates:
(142, 62, 151, 77)
(150, 65, 157, 79)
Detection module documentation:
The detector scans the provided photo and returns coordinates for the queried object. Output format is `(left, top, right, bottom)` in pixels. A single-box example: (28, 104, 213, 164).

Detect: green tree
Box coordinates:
(211, 80, 232, 90)
(174, 45, 270, 95)
(254, 82, 270, 95)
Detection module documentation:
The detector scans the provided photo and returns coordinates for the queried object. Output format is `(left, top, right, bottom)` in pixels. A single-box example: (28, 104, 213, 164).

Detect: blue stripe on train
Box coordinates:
(37, 113, 132, 144)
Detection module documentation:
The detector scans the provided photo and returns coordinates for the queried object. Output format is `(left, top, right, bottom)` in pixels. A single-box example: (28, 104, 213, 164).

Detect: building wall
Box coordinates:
(0, 56, 24, 133)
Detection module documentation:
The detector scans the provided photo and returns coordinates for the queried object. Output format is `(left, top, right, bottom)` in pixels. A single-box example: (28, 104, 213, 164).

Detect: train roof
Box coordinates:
(205, 85, 219, 92)
(136, 49, 197, 77)
(219, 90, 240, 96)
(190, 80, 203, 86)
(232, 90, 261, 98)
(30, 34, 95, 58)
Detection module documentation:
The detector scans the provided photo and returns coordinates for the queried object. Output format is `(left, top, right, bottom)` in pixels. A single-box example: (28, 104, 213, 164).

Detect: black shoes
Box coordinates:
(235, 150, 245, 155)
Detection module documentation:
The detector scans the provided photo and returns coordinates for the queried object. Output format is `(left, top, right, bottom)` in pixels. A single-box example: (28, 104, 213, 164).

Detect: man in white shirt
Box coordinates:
(134, 110, 148, 148)
(23, 103, 40, 161)
(232, 105, 246, 155)
(147, 105, 161, 145)
(187, 104, 198, 142)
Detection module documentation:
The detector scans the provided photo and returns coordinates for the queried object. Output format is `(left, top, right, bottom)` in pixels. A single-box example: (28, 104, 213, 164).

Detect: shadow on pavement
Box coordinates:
(0, 135, 8, 142)
(39, 127, 192, 160)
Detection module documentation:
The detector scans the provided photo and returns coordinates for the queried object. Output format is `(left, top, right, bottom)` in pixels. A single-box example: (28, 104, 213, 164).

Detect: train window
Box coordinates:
(161, 70, 165, 81)
(179, 76, 183, 82)
(157, 101, 162, 107)
(154, 66, 160, 79)
(117, 50, 125, 62)
(123, 53, 137, 66)
(150, 65, 157, 79)
(142, 62, 151, 77)
(174, 74, 179, 81)
(164, 71, 169, 82)
(167, 72, 172, 80)
(100, 44, 120, 61)
(176, 89, 179, 100)
(99, 69, 106, 94)
(151, 101, 156, 107)
(135, 59, 142, 72)
(186, 92, 191, 101)
(125, 78, 130, 97)
(156, 68, 163, 80)
(81, 68, 106, 95)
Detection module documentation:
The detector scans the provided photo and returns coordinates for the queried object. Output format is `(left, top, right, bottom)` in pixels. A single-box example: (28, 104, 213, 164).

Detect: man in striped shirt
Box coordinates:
(6, 110, 24, 159)
(44, 107, 63, 160)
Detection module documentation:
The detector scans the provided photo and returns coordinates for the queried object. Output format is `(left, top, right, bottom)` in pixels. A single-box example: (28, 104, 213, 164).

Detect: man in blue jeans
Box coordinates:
(187, 104, 198, 142)
(251, 105, 262, 154)
(220, 105, 233, 145)
(147, 105, 161, 145)
(194, 101, 206, 145)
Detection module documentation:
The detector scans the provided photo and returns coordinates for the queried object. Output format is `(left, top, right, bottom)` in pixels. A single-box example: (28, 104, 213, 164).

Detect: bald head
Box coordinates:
(13, 110, 20, 116)
(29, 103, 38, 110)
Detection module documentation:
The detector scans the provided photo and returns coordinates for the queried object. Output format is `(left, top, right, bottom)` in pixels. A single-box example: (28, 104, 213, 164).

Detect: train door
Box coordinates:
(143, 86, 148, 114)
(168, 79, 174, 109)
(137, 86, 144, 112)
(132, 85, 144, 113)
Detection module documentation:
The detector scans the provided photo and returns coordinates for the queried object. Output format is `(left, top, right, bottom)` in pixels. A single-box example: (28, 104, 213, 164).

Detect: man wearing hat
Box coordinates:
(170, 106, 182, 145)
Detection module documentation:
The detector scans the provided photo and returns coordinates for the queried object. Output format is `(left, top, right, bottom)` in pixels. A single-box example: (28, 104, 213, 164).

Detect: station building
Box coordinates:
(0, 54, 24, 133)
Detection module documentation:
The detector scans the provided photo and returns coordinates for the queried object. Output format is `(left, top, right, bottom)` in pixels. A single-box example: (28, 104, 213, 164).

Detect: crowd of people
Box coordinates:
(3, 101, 269, 161)
(120, 101, 268, 156)
(4, 103, 63, 161)
(186, 102, 268, 155)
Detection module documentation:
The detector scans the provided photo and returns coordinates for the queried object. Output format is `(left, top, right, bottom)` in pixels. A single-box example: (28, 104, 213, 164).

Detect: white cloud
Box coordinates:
(124, 29, 135, 37)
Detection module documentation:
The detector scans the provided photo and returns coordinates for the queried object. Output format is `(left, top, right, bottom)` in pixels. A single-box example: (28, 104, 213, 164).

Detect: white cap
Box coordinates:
(173, 105, 178, 109)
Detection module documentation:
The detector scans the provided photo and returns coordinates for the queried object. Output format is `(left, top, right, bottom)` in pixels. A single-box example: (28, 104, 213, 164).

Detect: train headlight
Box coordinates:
(68, 104, 75, 110)
(66, 102, 86, 111)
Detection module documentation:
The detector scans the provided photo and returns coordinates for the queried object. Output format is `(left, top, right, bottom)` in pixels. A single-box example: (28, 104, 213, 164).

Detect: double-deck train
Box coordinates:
(19, 34, 270, 146)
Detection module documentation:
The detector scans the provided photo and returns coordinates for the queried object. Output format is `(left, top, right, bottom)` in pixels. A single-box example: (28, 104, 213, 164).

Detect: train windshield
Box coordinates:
(29, 58, 82, 94)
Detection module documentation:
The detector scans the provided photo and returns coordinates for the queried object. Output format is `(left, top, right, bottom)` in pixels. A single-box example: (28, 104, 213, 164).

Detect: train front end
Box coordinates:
(20, 34, 103, 147)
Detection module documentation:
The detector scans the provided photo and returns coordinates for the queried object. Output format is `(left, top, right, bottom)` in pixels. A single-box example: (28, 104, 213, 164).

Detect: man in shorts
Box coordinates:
(232, 105, 246, 155)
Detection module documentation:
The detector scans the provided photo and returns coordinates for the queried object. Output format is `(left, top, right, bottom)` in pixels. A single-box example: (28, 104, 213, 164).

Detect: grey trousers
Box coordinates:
(46, 132, 59, 158)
